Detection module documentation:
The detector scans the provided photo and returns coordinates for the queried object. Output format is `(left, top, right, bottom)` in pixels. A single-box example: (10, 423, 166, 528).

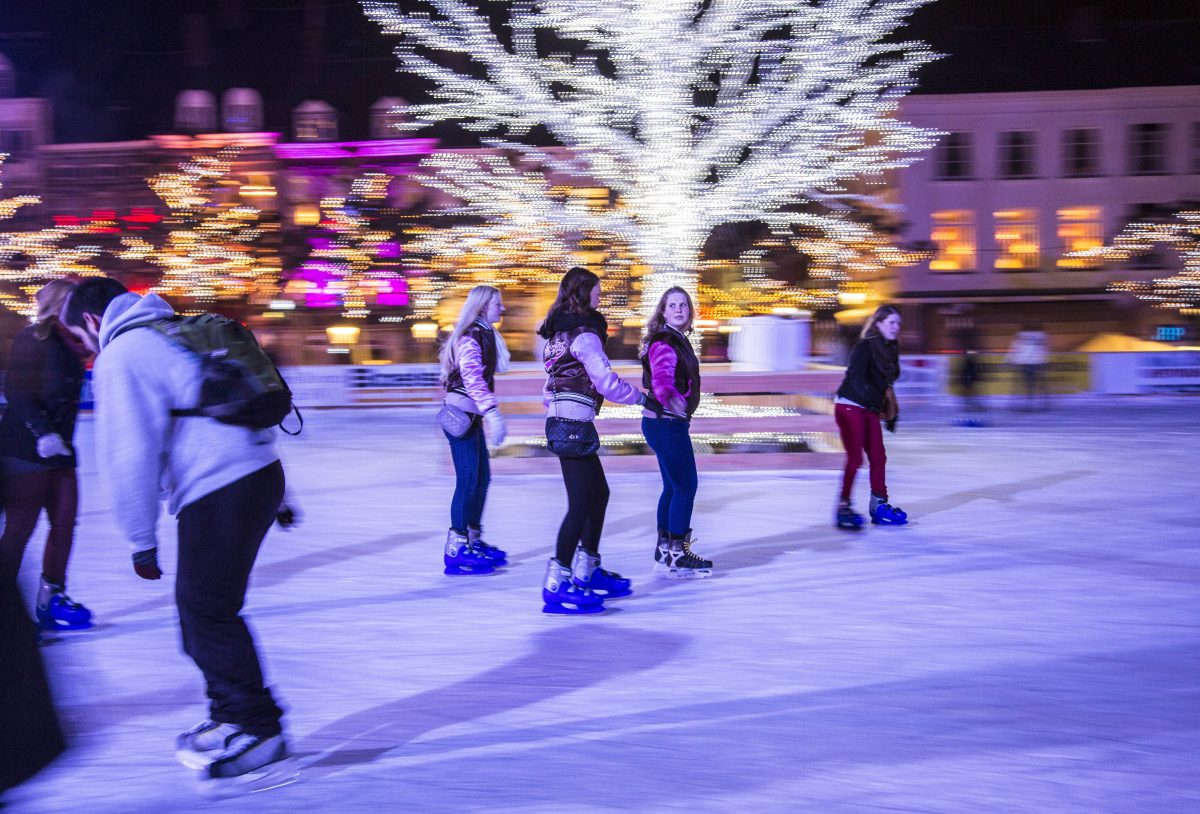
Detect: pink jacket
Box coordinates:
(453, 335, 498, 414)
(543, 331, 641, 415)
(646, 342, 689, 418)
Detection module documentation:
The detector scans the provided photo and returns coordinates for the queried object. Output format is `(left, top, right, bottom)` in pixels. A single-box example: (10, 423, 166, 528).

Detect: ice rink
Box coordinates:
(5, 396, 1199, 813)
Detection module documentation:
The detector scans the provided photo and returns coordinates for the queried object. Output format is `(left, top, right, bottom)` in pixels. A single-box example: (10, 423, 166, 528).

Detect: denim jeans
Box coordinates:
(445, 417, 490, 532)
(641, 417, 698, 536)
(176, 460, 285, 737)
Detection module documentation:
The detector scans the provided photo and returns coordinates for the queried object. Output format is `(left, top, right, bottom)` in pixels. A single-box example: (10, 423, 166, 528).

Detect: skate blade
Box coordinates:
(443, 563, 496, 575)
(198, 758, 299, 798)
(176, 748, 216, 770)
(542, 602, 605, 615)
(666, 569, 713, 580)
(871, 518, 908, 526)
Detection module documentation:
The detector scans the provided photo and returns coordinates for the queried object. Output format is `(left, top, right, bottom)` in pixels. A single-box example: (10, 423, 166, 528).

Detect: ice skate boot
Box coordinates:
(653, 528, 670, 571)
(468, 526, 507, 566)
(572, 546, 633, 598)
(869, 493, 908, 526)
(444, 528, 495, 575)
(664, 532, 713, 580)
(35, 576, 92, 631)
(198, 731, 298, 797)
(542, 558, 604, 614)
(835, 502, 864, 531)
(176, 720, 241, 769)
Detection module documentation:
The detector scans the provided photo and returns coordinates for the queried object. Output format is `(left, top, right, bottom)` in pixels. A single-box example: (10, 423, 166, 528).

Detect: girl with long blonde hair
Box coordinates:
(437, 285, 510, 574)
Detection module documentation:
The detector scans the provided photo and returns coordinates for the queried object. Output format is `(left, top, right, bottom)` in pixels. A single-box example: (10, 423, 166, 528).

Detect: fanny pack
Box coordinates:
(545, 416, 600, 458)
(437, 403, 475, 438)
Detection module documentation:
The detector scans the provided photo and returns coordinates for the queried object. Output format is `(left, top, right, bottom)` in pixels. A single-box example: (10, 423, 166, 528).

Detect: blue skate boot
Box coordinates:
(35, 576, 93, 631)
(572, 547, 633, 599)
(542, 558, 604, 614)
(468, 526, 507, 566)
(444, 529, 496, 575)
(835, 502, 864, 531)
(869, 494, 908, 526)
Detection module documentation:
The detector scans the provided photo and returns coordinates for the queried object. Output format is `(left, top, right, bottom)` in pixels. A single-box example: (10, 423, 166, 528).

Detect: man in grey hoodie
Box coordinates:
(63, 278, 293, 788)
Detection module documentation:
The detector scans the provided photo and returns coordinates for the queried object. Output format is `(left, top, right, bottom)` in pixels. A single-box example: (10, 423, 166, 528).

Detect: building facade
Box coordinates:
(894, 85, 1200, 352)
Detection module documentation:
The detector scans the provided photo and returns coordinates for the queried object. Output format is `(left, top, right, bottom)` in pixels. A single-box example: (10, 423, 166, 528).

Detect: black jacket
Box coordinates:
(836, 334, 900, 413)
(0, 321, 86, 468)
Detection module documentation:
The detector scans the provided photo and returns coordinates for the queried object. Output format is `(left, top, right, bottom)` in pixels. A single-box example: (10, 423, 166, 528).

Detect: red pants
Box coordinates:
(0, 468, 79, 584)
(834, 403, 887, 503)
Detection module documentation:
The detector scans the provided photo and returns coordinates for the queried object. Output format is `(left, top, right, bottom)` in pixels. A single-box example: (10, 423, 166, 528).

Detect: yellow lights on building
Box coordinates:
(994, 209, 1040, 270)
(930, 210, 975, 271)
(1056, 206, 1103, 269)
(293, 204, 320, 226)
(410, 321, 439, 340)
(325, 325, 361, 344)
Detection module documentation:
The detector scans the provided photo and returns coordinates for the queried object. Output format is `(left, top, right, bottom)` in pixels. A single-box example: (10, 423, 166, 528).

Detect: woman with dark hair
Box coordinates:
(0, 279, 92, 630)
(833, 304, 908, 529)
(537, 267, 662, 614)
(640, 286, 712, 578)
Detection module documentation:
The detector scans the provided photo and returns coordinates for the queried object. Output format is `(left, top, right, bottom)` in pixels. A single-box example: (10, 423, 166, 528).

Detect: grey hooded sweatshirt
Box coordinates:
(92, 293, 279, 553)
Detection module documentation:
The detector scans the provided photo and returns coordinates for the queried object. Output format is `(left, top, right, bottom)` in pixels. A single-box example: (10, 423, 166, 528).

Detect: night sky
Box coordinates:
(1, 0, 1198, 144)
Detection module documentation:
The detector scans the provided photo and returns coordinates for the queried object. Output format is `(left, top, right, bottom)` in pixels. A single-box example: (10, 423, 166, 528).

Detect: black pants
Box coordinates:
(176, 460, 285, 737)
(555, 454, 609, 564)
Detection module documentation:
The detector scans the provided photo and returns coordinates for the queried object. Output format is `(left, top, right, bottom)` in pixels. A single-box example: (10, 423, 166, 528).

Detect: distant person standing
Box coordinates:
(437, 285, 509, 575)
(639, 286, 712, 578)
(538, 267, 662, 614)
(833, 305, 908, 529)
(63, 278, 295, 792)
(1007, 324, 1049, 411)
(0, 279, 92, 632)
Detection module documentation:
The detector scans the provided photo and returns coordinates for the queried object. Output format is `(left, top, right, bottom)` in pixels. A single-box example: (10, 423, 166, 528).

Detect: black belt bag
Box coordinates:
(545, 417, 600, 458)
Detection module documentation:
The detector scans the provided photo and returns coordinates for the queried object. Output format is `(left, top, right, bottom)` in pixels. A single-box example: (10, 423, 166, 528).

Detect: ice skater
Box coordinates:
(833, 304, 908, 529)
(639, 286, 712, 578)
(0, 279, 93, 632)
(63, 278, 295, 792)
(538, 267, 662, 613)
(437, 285, 509, 575)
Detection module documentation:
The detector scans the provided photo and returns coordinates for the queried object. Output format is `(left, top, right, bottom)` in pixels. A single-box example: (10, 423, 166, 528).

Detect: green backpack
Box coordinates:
(123, 314, 301, 434)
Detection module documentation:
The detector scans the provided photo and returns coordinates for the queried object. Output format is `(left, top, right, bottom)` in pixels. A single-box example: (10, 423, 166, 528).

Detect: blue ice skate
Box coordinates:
(870, 501, 908, 526)
(571, 547, 633, 599)
(35, 580, 93, 631)
(542, 558, 604, 614)
(468, 527, 507, 566)
(444, 529, 496, 575)
(835, 504, 864, 531)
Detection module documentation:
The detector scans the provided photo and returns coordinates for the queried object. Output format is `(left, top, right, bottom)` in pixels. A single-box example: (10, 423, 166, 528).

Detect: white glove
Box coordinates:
(482, 409, 507, 447)
(37, 433, 72, 458)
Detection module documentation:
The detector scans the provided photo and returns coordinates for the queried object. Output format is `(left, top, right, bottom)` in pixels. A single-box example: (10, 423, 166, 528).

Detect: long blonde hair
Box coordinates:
(35, 278, 78, 324)
(860, 304, 900, 339)
(640, 286, 694, 356)
(439, 285, 500, 381)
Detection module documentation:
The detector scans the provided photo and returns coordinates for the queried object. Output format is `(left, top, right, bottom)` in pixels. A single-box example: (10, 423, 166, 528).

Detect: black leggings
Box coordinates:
(555, 454, 609, 564)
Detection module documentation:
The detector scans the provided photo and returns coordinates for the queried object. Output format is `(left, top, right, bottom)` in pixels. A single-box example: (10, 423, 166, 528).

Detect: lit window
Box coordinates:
(1056, 207, 1103, 268)
(998, 132, 1038, 179)
(1062, 129, 1101, 177)
(1129, 123, 1170, 175)
(929, 210, 976, 271)
(934, 133, 973, 180)
(994, 209, 1039, 270)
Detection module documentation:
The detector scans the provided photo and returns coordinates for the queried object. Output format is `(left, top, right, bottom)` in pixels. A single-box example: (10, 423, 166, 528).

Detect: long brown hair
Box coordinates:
(538, 266, 600, 336)
(641, 286, 694, 355)
(860, 304, 900, 340)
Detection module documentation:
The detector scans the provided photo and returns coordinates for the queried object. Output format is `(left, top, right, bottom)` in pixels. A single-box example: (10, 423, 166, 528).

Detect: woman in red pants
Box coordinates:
(833, 304, 908, 529)
(0, 279, 92, 629)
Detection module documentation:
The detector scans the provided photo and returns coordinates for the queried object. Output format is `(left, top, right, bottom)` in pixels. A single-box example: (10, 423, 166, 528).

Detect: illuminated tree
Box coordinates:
(1073, 207, 1200, 313)
(0, 155, 102, 316)
(123, 148, 280, 305)
(363, 0, 938, 313)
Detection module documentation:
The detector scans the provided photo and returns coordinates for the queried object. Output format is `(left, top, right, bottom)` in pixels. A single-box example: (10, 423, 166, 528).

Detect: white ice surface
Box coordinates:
(4, 397, 1199, 813)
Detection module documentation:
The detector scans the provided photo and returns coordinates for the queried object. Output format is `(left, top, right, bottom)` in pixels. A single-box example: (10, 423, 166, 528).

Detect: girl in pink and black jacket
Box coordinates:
(438, 285, 509, 574)
(640, 286, 712, 579)
(536, 267, 662, 614)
